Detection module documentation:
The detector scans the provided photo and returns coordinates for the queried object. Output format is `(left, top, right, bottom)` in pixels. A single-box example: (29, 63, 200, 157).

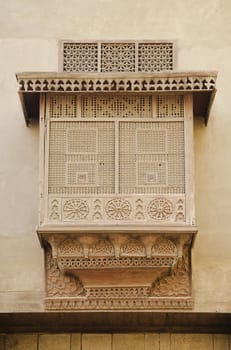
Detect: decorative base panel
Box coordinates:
(48, 195, 186, 225)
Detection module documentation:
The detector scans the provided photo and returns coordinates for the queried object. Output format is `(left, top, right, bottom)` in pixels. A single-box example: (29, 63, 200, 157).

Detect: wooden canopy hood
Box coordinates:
(16, 71, 217, 126)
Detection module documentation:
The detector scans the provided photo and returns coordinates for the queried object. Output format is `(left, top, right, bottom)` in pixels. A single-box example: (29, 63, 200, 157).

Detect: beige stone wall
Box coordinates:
(0, 333, 230, 350)
(0, 0, 231, 312)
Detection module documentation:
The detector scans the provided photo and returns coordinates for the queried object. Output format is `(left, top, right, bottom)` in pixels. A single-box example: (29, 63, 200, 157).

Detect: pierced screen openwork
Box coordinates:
(48, 121, 115, 194)
(81, 95, 152, 118)
(138, 43, 173, 72)
(61, 41, 174, 73)
(63, 43, 98, 73)
(49, 95, 78, 118)
(157, 95, 184, 118)
(119, 122, 185, 194)
(47, 93, 185, 196)
(101, 43, 136, 72)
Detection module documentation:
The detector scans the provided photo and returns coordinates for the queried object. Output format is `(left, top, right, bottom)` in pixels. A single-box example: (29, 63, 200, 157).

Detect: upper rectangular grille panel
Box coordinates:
(61, 41, 174, 73)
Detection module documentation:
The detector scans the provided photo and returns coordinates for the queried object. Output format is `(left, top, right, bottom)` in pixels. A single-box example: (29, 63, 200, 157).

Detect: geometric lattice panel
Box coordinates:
(136, 129, 167, 153)
(67, 162, 97, 186)
(63, 43, 98, 73)
(138, 43, 173, 72)
(48, 121, 115, 195)
(60, 41, 174, 73)
(101, 43, 136, 72)
(47, 94, 185, 195)
(48, 94, 185, 120)
(119, 121, 185, 194)
(137, 161, 167, 187)
(81, 95, 152, 118)
(67, 129, 98, 153)
(49, 94, 78, 118)
(157, 95, 184, 118)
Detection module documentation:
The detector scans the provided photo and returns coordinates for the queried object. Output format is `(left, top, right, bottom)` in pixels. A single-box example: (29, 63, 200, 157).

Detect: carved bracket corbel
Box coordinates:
(38, 226, 197, 310)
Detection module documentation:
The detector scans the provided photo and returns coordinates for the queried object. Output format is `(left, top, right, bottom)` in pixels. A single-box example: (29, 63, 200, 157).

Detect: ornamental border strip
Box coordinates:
(45, 297, 193, 310)
(58, 256, 178, 269)
(17, 76, 216, 93)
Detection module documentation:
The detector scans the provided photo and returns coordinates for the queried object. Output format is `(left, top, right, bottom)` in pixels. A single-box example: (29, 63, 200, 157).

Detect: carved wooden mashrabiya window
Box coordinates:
(16, 41, 217, 310)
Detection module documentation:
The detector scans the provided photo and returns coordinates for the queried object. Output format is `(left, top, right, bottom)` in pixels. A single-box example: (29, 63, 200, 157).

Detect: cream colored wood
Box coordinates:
(115, 121, 119, 194)
(16, 72, 217, 124)
(97, 42, 101, 73)
(16, 71, 217, 79)
(16, 71, 217, 102)
(44, 96, 51, 224)
(40, 89, 196, 310)
(184, 93, 195, 225)
(59, 40, 175, 73)
(15, 48, 217, 311)
(135, 42, 139, 73)
(38, 94, 46, 226)
(152, 94, 157, 118)
(37, 224, 197, 235)
(76, 95, 81, 118)
(47, 194, 186, 225)
(48, 117, 184, 122)
(44, 93, 188, 225)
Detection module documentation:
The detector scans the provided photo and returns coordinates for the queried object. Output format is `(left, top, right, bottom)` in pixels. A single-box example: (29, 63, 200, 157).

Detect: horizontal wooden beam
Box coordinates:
(0, 312, 230, 333)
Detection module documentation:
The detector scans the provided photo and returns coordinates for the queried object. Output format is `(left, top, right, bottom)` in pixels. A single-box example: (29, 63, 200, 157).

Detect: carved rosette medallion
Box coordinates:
(48, 195, 186, 224)
(63, 199, 89, 220)
(147, 198, 173, 220)
(105, 198, 131, 220)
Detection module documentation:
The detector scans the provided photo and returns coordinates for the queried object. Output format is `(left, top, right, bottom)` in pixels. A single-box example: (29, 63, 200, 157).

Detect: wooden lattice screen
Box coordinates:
(61, 41, 174, 73)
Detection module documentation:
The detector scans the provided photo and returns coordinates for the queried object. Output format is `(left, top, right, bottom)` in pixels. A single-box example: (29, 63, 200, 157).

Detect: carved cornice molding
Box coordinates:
(17, 72, 216, 93)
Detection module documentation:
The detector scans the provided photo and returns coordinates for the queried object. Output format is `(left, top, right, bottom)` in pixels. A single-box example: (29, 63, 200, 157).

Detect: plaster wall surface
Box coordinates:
(0, 0, 231, 312)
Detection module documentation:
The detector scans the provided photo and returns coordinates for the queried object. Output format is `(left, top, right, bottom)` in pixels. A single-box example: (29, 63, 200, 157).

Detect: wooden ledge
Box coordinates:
(0, 312, 230, 333)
